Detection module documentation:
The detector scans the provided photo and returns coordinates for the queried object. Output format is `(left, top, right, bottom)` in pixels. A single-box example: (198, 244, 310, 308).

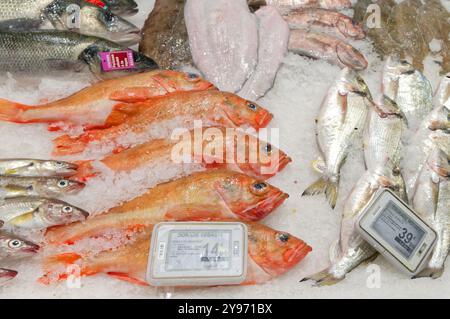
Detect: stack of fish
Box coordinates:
(302, 57, 449, 285)
(0, 68, 312, 287)
(0, 0, 159, 80)
(0, 159, 88, 285)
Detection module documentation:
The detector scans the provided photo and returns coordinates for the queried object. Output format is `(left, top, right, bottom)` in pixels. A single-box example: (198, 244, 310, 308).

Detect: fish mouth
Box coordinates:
(109, 30, 141, 46)
(121, 8, 139, 15)
(23, 244, 40, 254)
(241, 192, 289, 221)
(278, 155, 292, 172)
(0, 269, 17, 280)
(283, 242, 312, 268)
(256, 111, 273, 128)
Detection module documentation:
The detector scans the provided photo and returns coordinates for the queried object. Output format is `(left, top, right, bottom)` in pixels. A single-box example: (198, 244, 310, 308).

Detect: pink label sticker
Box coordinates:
(100, 50, 136, 72)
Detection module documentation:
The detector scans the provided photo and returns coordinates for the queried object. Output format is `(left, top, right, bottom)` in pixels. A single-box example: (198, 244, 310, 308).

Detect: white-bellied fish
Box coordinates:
(0, 159, 78, 177)
(0, 177, 85, 198)
(0, 231, 39, 259)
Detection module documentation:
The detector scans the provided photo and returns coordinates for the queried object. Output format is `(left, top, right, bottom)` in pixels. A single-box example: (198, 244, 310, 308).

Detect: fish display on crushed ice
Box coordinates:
(0, 197, 88, 229)
(0, 159, 78, 177)
(303, 68, 374, 208)
(238, 6, 289, 101)
(185, 0, 259, 92)
(412, 148, 450, 279)
(0, 231, 40, 260)
(0, 70, 215, 130)
(42, 221, 311, 286)
(53, 90, 273, 156)
(45, 170, 289, 245)
(288, 30, 368, 70)
(85, 0, 139, 16)
(73, 127, 291, 182)
(0, 177, 84, 198)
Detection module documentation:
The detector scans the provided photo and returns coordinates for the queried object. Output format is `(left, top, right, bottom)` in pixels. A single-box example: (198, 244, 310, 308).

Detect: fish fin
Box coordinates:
(302, 177, 339, 209)
(0, 99, 31, 123)
(413, 267, 444, 279)
(103, 103, 143, 127)
(165, 205, 225, 221)
(311, 156, 326, 174)
(53, 134, 89, 156)
(109, 88, 158, 103)
(301, 268, 344, 287)
(329, 239, 341, 263)
(106, 272, 149, 286)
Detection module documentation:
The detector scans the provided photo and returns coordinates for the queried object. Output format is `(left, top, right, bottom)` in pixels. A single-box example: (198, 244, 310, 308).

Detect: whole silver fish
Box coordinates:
(0, 197, 89, 229)
(0, 0, 141, 45)
(364, 95, 407, 171)
(0, 31, 158, 78)
(412, 148, 450, 279)
(0, 268, 17, 285)
(304, 164, 407, 285)
(303, 68, 374, 208)
(0, 231, 39, 259)
(382, 56, 433, 128)
(0, 159, 77, 177)
(434, 73, 450, 107)
(0, 177, 85, 198)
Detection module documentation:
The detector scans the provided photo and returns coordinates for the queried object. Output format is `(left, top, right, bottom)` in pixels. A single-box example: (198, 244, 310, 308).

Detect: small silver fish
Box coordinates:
(0, 231, 39, 259)
(0, 197, 89, 229)
(382, 56, 433, 128)
(434, 73, 450, 107)
(412, 148, 450, 279)
(303, 68, 374, 208)
(0, 159, 78, 177)
(303, 163, 407, 286)
(0, 268, 17, 285)
(0, 177, 85, 198)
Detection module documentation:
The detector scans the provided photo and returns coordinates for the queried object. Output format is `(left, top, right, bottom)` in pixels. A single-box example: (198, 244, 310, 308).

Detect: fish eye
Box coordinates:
(58, 180, 69, 188)
(247, 102, 258, 111)
(62, 206, 73, 214)
(263, 144, 272, 154)
(8, 239, 23, 249)
(277, 233, 290, 243)
(253, 182, 267, 191)
(186, 73, 199, 81)
(55, 161, 65, 167)
(103, 12, 117, 23)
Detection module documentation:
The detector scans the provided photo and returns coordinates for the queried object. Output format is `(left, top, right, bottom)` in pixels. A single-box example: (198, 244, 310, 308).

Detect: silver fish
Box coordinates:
(0, 177, 85, 198)
(0, 31, 158, 79)
(434, 73, 450, 107)
(0, 197, 89, 229)
(0, 268, 17, 285)
(0, 0, 141, 45)
(364, 95, 407, 171)
(0, 159, 78, 177)
(382, 56, 433, 128)
(303, 68, 374, 208)
(412, 148, 450, 279)
(0, 231, 39, 259)
(304, 164, 407, 285)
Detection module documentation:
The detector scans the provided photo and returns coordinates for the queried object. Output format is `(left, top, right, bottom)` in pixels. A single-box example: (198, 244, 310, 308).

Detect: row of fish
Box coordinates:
(302, 57, 450, 285)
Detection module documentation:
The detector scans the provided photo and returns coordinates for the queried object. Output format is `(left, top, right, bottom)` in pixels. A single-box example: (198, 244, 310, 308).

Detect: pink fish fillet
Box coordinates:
(238, 6, 289, 101)
(185, 0, 258, 92)
(288, 29, 368, 70)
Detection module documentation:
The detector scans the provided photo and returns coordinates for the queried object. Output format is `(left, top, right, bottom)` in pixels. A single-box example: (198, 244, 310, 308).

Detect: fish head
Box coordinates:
(219, 93, 273, 129)
(337, 19, 365, 40)
(384, 56, 415, 76)
(0, 233, 40, 259)
(247, 223, 311, 277)
(375, 95, 406, 121)
(104, 0, 138, 16)
(426, 147, 450, 178)
(152, 71, 216, 93)
(0, 269, 17, 285)
(38, 200, 89, 227)
(373, 164, 407, 201)
(339, 68, 372, 98)
(213, 173, 288, 221)
(40, 160, 78, 177)
(43, 178, 86, 195)
(336, 42, 368, 70)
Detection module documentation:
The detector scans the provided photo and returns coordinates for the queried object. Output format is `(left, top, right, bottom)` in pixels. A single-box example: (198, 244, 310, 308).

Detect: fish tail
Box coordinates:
(413, 267, 444, 280)
(301, 268, 344, 287)
(0, 99, 30, 123)
(52, 134, 89, 156)
(302, 176, 339, 209)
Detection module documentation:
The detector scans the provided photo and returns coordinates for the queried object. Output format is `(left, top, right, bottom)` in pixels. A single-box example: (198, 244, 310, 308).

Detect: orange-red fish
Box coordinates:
(41, 221, 312, 286)
(45, 170, 288, 245)
(0, 70, 215, 131)
(53, 91, 273, 156)
(73, 127, 291, 182)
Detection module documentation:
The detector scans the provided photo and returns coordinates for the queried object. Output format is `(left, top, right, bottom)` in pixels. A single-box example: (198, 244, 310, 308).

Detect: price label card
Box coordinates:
(147, 222, 247, 286)
(100, 50, 135, 72)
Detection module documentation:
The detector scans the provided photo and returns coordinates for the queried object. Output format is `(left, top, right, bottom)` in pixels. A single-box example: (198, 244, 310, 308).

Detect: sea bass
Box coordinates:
(185, 0, 258, 92)
(303, 68, 374, 208)
(53, 91, 273, 156)
(412, 148, 450, 279)
(382, 57, 433, 128)
(0, 231, 40, 259)
(73, 127, 291, 182)
(0, 0, 141, 45)
(288, 30, 368, 70)
(45, 170, 289, 245)
(238, 6, 289, 101)
(41, 221, 311, 286)
(0, 70, 215, 130)
(0, 31, 157, 79)
(0, 268, 17, 285)
(304, 164, 407, 285)
(0, 159, 78, 177)
(364, 95, 407, 171)
(284, 8, 365, 39)
(85, 0, 138, 16)
(0, 177, 84, 199)
(0, 197, 88, 229)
